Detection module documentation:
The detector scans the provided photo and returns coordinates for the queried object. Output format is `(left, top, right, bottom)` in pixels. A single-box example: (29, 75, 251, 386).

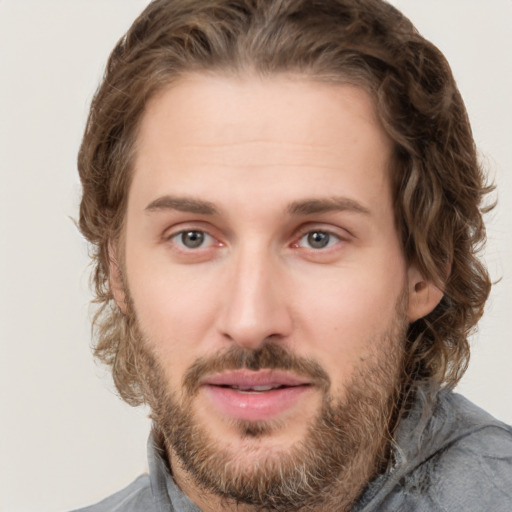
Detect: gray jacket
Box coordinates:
(75, 390, 512, 511)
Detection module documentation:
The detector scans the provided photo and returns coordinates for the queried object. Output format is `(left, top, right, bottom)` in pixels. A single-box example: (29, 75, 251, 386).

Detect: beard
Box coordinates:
(125, 292, 408, 512)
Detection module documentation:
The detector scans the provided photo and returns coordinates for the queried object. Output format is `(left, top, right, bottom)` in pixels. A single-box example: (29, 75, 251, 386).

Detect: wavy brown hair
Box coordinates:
(78, 0, 492, 405)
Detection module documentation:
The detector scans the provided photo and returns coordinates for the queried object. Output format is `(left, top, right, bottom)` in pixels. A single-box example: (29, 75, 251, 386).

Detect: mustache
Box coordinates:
(182, 342, 331, 396)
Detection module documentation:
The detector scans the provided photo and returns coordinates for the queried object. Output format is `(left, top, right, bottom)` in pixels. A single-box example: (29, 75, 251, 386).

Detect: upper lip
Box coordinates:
(202, 369, 311, 389)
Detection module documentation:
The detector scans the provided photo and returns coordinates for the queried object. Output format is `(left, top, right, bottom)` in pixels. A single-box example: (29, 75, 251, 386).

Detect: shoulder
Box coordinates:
(398, 392, 512, 511)
(71, 475, 153, 512)
(365, 392, 512, 512)
(426, 394, 512, 511)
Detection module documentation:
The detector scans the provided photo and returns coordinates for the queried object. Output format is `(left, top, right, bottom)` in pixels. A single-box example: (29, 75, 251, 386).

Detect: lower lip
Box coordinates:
(204, 385, 311, 422)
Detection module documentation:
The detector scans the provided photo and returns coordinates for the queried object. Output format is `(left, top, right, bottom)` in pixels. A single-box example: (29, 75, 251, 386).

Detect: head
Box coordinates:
(78, 0, 492, 510)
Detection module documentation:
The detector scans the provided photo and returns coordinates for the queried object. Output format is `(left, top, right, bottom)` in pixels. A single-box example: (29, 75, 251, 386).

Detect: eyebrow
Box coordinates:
(145, 196, 218, 215)
(287, 197, 371, 216)
(144, 195, 371, 217)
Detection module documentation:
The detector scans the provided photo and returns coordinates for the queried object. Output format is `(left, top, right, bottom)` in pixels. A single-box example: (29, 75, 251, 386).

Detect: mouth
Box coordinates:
(218, 384, 294, 393)
(200, 370, 313, 422)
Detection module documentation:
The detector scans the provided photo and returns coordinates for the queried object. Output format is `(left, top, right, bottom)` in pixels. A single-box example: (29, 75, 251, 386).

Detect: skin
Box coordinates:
(111, 73, 442, 511)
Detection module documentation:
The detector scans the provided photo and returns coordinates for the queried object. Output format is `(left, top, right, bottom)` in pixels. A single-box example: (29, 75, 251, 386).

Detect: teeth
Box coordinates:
(231, 385, 278, 392)
(251, 385, 275, 391)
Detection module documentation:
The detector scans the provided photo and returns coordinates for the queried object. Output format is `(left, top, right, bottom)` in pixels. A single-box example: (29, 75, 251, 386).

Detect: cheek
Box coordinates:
(126, 257, 221, 374)
(293, 261, 406, 379)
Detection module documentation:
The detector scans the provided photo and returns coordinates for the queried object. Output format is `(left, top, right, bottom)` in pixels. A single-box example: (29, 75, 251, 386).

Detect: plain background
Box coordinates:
(0, 1, 511, 511)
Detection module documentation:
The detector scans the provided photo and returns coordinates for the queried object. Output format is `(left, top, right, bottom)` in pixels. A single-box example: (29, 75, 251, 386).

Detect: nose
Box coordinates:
(217, 247, 293, 350)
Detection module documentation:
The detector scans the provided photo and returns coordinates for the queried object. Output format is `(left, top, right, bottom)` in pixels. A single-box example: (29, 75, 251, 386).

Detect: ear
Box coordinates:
(108, 242, 127, 315)
(406, 265, 444, 323)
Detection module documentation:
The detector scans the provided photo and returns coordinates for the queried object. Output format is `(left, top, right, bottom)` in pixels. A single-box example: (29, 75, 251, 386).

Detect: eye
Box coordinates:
(171, 230, 214, 249)
(297, 230, 340, 249)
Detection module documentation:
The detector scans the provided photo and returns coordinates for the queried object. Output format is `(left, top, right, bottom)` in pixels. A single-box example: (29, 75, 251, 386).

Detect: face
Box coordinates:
(113, 74, 434, 511)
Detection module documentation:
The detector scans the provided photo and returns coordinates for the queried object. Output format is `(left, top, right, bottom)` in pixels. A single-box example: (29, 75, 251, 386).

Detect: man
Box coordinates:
(75, 0, 512, 511)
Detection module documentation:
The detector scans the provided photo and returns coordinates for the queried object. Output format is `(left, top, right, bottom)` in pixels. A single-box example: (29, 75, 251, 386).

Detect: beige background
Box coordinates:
(0, 1, 511, 511)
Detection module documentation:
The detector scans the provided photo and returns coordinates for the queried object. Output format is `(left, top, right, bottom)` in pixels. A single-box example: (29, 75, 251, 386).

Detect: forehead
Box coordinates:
(130, 73, 394, 215)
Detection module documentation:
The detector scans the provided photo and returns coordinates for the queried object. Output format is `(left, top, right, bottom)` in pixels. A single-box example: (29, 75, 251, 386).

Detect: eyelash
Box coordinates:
(166, 226, 346, 255)
(293, 230, 342, 250)
(168, 230, 218, 250)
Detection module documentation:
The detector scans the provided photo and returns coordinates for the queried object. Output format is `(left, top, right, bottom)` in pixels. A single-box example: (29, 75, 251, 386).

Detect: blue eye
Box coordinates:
(298, 231, 339, 249)
(172, 230, 213, 249)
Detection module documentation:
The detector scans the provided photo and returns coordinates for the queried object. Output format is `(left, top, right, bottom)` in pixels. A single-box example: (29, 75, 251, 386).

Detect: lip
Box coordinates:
(201, 370, 312, 422)
(203, 369, 310, 388)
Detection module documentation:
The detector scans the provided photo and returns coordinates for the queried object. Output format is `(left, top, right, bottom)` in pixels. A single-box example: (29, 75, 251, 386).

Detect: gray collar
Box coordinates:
(147, 432, 201, 512)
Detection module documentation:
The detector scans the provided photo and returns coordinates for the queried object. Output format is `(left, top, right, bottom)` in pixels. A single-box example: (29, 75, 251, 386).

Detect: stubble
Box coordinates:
(126, 292, 408, 512)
